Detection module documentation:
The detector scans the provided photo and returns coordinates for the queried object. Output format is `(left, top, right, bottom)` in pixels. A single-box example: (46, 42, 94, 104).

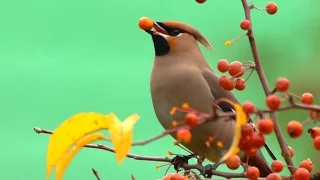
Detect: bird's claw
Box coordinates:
(171, 154, 194, 172)
(202, 162, 221, 178)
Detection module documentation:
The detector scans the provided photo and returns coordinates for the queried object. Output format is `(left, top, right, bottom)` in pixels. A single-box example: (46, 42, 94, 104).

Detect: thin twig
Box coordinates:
(241, 0, 296, 174)
(92, 168, 101, 180)
(34, 127, 247, 179)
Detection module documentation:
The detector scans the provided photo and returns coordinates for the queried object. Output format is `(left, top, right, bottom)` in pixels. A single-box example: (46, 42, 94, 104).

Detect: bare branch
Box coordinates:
(241, 0, 296, 174)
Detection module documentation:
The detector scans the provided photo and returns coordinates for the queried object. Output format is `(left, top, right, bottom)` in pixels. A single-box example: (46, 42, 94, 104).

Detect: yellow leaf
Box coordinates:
(46, 112, 118, 180)
(109, 113, 140, 164)
(216, 99, 247, 163)
(55, 133, 106, 180)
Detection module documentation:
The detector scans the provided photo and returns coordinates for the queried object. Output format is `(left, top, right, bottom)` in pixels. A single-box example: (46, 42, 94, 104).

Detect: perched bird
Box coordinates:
(143, 20, 274, 177)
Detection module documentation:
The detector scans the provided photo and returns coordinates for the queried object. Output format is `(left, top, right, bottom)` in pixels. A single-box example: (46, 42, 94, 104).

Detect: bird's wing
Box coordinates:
(201, 68, 239, 112)
(201, 68, 277, 162)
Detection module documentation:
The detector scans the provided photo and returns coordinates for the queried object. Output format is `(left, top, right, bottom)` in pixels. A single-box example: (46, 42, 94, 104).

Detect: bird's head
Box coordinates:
(144, 20, 213, 56)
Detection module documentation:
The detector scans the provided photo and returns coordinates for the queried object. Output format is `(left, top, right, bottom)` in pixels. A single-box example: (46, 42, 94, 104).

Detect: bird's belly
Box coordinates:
(151, 73, 235, 162)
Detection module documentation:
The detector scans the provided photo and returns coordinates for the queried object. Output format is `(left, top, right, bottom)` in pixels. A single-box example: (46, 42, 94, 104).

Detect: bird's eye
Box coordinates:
(171, 29, 181, 36)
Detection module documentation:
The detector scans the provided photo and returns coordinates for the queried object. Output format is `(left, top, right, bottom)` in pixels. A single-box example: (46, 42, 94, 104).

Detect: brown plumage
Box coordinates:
(143, 20, 273, 177)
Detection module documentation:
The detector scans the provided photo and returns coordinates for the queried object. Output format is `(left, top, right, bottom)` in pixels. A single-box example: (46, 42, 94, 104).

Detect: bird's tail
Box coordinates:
(242, 150, 273, 177)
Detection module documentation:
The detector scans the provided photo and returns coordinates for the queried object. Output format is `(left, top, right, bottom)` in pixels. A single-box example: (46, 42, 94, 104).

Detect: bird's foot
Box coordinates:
(171, 154, 194, 172)
(202, 162, 221, 178)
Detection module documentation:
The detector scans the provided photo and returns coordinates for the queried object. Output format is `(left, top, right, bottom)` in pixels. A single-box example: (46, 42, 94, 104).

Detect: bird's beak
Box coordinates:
(145, 21, 168, 36)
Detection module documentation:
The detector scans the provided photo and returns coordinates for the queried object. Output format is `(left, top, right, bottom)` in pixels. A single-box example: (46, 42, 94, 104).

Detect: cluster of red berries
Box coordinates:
(271, 158, 313, 180)
(225, 154, 312, 180)
(217, 59, 248, 91)
(238, 119, 274, 156)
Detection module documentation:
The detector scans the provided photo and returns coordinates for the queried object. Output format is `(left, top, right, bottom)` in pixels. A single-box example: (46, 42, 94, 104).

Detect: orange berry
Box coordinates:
(301, 93, 314, 104)
(228, 61, 244, 77)
(170, 173, 185, 180)
(195, 0, 206, 3)
(294, 168, 310, 180)
(241, 123, 254, 137)
(245, 147, 258, 156)
(176, 128, 192, 143)
(266, 95, 281, 110)
(250, 132, 265, 148)
(271, 160, 284, 173)
(217, 59, 229, 73)
(240, 19, 251, 30)
(218, 76, 235, 91)
(162, 173, 174, 180)
(275, 77, 290, 92)
(299, 159, 314, 172)
(266, 2, 278, 15)
(258, 118, 274, 135)
(308, 127, 320, 139)
(226, 155, 241, 170)
(287, 120, 303, 138)
(287, 146, 295, 157)
(246, 166, 260, 180)
(266, 173, 281, 180)
(242, 101, 255, 114)
(184, 113, 198, 127)
(309, 110, 320, 120)
(138, 17, 153, 30)
(235, 79, 246, 91)
(314, 136, 320, 151)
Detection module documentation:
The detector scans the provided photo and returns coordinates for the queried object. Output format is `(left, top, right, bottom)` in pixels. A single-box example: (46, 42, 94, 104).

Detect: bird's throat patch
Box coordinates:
(151, 35, 170, 56)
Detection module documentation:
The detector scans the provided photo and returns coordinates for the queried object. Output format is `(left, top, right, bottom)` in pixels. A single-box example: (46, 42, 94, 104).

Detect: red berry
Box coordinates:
(241, 123, 254, 137)
(195, 0, 206, 3)
(275, 77, 290, 92)
(242, 101, 255, 114)
(184, 113, 198, 127)
(287, 120, 303, 138)
(266, 2, 278, 15)
(246, 166, 260, 180)
(299, 159, 314, 172)
(308, 127, 320, 139)
(228, 61, 244, 78)
(258, 118, 274, 135)
(271, 160, 284, 173)
(226, 155, 241, 170)
(288, 146, 295, 157)
(250, 132, 265, 148)
(170, 173, 185, 180)
(245, 147, 258, 156)
(313, 136, 320, 151)
(218, 76, 235, 91)
(240, 19, 251, 30)
(266, 95, 281, 110)
(239, 136, 250, 151)
(162, 173, 174, 180)
(266, 173, 281, 180)
(235, 79, 246, 91)
(176, 129, 192, 143)
(217, 59, 229, 73)
(294, 168, 310, 180)
(309, 110, 320, 120)
(301, 93, 314, 104)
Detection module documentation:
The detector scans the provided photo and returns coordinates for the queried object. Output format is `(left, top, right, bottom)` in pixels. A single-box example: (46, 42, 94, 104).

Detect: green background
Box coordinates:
(1, 0, 320, 179)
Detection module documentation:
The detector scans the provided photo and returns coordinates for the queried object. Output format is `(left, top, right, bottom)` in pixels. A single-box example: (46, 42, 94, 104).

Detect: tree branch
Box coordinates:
(241, 0, 296, 174)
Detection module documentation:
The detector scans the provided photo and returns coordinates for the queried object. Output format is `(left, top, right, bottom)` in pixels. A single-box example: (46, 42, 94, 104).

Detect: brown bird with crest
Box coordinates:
(142, 20, 276, 177)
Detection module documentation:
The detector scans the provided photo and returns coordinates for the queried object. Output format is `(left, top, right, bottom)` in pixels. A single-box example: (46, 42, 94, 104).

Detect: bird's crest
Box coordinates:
(162, 21, 213, 51)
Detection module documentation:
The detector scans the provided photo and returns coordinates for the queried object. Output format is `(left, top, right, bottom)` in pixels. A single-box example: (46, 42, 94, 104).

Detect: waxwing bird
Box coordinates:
(143, 20, 275, 177)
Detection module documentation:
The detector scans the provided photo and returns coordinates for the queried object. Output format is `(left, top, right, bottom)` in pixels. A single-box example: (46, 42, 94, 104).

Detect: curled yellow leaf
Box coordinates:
(55, 133, 107, 180)
(109, 113, 140, 164)
(46, 112, 118, 180)
(216, 98, 247, 163)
